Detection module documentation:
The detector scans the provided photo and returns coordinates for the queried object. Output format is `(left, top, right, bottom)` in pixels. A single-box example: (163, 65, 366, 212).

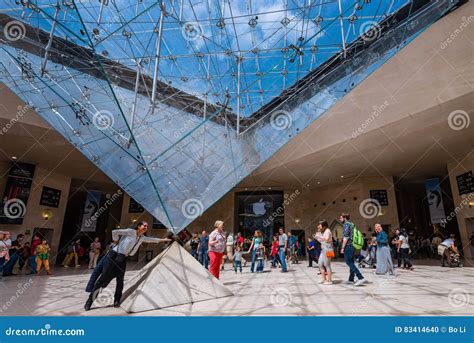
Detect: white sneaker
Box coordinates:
(324, 281, 333, 285)
(318, 280, 325, 284)
(354, 278, 367, 286)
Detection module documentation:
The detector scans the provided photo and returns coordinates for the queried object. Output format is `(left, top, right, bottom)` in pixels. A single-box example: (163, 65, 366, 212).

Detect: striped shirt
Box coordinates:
(112, 228, 165, 257)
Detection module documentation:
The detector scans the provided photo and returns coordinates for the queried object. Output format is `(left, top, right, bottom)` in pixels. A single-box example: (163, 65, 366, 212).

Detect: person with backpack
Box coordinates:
(340, 213, 366, 286)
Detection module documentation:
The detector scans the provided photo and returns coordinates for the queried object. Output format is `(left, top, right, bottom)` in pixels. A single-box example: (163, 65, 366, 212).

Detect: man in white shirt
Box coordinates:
(85, 221, 171, 311)
(440, 234, 459, 267)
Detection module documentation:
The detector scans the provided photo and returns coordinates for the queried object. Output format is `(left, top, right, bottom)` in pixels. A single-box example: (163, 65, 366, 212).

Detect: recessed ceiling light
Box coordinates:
(340, 175, 344, 178)
(11, 156, 17, 160)
(268, 187, 272, 190)
(317, 181, 320, 184)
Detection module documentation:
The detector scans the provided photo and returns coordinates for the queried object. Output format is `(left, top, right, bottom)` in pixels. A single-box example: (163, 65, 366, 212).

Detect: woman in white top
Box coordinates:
(397, 229, 414, 270)
(315, 220, 334, 285)
(208, 220, 226, 279)
(88, 237, 101, 269)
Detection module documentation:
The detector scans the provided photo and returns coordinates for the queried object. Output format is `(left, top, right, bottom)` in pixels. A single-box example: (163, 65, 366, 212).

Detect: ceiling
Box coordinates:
(0, 0, 471, 214)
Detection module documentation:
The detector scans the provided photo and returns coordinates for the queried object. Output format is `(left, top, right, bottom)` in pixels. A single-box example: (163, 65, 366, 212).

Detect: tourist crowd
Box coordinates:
(187, 213, 465, 285)
(0, 215, 465, 287)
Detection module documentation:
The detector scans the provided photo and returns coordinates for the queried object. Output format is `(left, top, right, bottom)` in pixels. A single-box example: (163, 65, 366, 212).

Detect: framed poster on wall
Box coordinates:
(129, 198, 144, 213)
(456, 171, 473, 196)
(40, 186, 62, 208)
(369, 189, 389, 206)
(0, 162, 35, 225)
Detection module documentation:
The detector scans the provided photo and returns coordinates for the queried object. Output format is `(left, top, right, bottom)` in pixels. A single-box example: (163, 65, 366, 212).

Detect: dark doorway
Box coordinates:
(290, 229, 306, 257)
(57, 189, 122, 265)
(235, 191, 284, 243)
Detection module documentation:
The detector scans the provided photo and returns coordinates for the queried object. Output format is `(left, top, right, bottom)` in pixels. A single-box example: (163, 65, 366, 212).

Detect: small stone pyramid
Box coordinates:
(120, 242, 233, 313)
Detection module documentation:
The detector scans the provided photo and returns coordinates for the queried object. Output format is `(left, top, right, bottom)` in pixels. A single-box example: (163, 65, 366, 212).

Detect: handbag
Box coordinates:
(325, 243, 335, 258)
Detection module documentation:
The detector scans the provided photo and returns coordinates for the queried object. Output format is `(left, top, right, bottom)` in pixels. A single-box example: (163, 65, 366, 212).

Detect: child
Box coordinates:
(270, 236, 280, 268)
(36, 239, 52, 275)
(256, 242, 266, 273)
(233, 246, 243, 273)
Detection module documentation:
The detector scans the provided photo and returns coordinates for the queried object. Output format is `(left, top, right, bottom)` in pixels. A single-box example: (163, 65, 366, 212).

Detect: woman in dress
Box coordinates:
(315, 220, 334, 285)
(374, 224, 395, 276)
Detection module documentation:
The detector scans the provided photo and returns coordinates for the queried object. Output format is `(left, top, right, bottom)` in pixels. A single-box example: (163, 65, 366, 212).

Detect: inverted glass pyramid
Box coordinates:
(0, 0, 460, 232)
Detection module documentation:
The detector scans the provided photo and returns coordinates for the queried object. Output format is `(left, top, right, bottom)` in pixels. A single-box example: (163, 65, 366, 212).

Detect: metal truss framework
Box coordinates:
(0, 0, 462, 232)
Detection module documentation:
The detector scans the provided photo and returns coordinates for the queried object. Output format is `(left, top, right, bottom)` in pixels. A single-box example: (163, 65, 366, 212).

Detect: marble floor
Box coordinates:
(1, 259, 473, 316)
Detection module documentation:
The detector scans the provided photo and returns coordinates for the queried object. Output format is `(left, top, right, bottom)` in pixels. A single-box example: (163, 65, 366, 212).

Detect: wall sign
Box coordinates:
(456, 171, 473, 196)
(369, 189, 389, 206)
(80, 191, 101, 232)
(0, 162, 35, 225)
(425, 178, 445, 224)
(40, 186, 62, 208)
(152, 217, 166, 230)
(128, 198, 144, 213)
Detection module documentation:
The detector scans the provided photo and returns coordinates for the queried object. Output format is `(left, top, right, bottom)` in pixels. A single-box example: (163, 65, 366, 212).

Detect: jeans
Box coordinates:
(250, 250, 257, 272)
(191, 248, 198, 259)
(271, 254, 280, 267)
(88, 251, 126, 303)
(28, 255, 37, 274)
(279, 247, 287, 272)
(234, 260, 242, 272)
(0, 257, 5, 276)
(308, 250, 318, 267)
(400, 248, 412, 268)
(344, 245, 364, 281)
(394, 248, 402, 267)
(198, 250, 209, 269)
(86, 251, 113, 292)
(3, 251, 19, 275)
(257, 259, 264, 272)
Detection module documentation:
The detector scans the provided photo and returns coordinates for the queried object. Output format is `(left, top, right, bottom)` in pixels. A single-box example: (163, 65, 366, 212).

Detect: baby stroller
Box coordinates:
(438, 245, 463, 268)
(358, 248, 376, 268)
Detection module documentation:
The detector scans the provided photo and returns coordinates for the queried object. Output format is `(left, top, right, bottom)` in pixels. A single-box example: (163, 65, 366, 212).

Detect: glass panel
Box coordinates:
(0, 0, 460, 232)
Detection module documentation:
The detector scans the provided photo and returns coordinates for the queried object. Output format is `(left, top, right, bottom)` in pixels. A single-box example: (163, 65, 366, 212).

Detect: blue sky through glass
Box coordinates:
(1, 0, 408, 119)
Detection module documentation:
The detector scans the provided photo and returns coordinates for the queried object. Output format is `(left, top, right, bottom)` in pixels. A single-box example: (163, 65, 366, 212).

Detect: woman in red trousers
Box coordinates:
(208, 220, 226, 279)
